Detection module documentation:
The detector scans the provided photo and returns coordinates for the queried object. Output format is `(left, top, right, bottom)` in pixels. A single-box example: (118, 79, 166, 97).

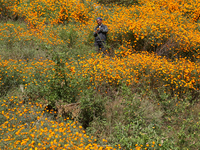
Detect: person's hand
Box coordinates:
(95, 28, 100, 33)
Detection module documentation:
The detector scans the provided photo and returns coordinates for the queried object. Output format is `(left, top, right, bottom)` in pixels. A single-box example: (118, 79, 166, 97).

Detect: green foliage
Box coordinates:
(0, 1, 13, 20)
(79, 89, 106, 128)
(0, 22, 45, 60)
(47, 53, 78, 106)
(85, 30, 94, 46)
(59, 27, 78, 48)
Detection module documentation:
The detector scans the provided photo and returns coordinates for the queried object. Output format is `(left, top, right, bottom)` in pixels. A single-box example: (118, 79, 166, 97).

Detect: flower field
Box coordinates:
(0, 96, 118, 149)
(0, 0, 200, 149)
(1, 0, 200, 58)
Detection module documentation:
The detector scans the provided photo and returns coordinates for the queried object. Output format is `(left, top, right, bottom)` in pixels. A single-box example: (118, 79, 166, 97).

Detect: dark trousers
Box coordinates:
(94, 41, 106, 54)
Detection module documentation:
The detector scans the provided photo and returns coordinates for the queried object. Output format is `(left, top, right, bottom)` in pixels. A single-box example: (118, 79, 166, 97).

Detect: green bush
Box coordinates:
(79, 89, 106, 128)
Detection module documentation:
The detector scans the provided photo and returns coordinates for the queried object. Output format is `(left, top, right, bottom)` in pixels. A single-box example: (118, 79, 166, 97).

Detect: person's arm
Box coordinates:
(93, 26, 98, 37)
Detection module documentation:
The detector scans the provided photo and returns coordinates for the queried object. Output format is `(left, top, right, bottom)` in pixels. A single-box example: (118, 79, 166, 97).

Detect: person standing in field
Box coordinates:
(93, 17, 108, 54)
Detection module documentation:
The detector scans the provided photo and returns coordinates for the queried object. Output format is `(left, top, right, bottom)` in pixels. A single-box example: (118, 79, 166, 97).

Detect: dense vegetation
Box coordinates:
(0, 0, 200, 149)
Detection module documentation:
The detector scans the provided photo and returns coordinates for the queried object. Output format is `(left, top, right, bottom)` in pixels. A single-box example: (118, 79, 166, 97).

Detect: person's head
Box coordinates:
(96, 17, 102, 26)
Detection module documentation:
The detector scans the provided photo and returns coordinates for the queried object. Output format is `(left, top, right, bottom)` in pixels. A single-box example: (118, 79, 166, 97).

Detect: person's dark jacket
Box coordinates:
(93, 24, 108, 43)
